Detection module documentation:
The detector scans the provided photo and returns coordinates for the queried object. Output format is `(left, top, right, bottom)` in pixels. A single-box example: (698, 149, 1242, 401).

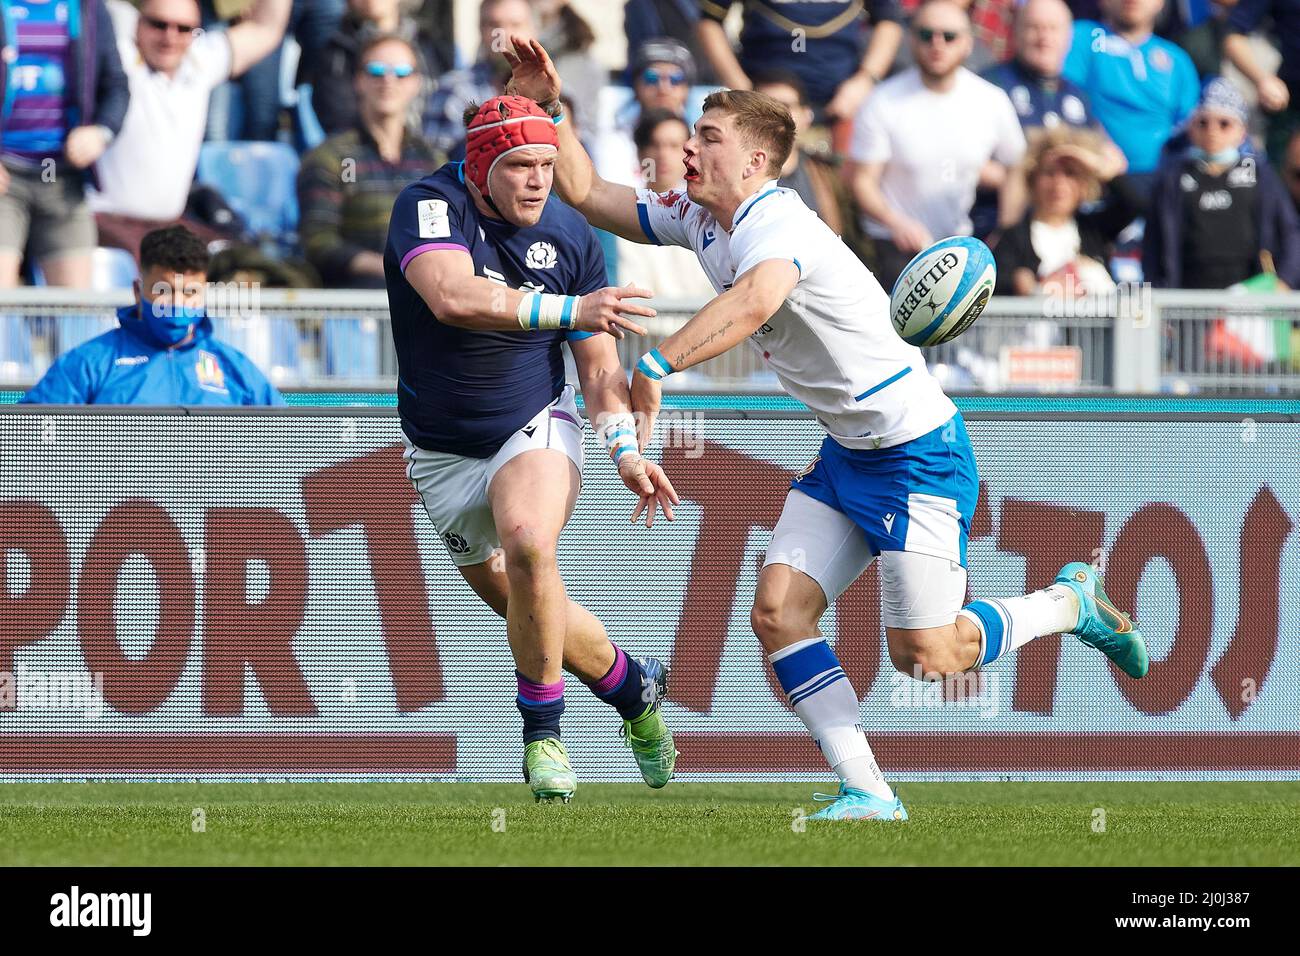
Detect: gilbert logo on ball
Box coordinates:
(889, 236, 996, 347)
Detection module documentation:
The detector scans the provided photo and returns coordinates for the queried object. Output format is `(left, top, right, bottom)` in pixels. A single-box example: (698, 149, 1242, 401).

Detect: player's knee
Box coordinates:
(750, 599, 810, 652)
(499, 524, 557, 576)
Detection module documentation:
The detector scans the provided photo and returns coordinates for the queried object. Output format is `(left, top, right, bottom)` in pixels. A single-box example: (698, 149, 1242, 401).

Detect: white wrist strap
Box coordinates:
(598, 412, 639, 463)
(517, 292, 580, 331)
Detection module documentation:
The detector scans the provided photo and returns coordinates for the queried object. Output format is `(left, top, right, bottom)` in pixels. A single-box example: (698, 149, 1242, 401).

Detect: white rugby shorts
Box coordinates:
(403, 386, 584, 566)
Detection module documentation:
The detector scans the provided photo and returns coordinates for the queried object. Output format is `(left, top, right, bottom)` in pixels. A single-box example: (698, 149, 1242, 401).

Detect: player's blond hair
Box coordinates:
(700, 89, 797, 178)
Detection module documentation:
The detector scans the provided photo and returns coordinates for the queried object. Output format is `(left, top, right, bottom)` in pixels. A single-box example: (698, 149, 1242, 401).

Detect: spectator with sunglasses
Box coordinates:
(1144, 78, 1300, 289)
(848, 0, 1025, 286)
(0, 0, 129, 288)
(309, 0, 453, 138)
(592, 36, 696, 188)
(86, 0, 289, 260)
(298, 33, 442, 288)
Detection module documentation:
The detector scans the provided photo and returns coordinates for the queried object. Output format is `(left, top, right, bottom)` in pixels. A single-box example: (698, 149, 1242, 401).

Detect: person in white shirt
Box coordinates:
(848, 0, 1026, 287)
(506, 35, 1150, 822)
(89, 0, 290, 258)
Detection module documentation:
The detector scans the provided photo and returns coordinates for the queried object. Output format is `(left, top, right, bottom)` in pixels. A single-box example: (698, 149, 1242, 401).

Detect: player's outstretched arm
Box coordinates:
(570, 333, 679, 527)
(405, 248, 654, 336)
(504, 37, 648, 243)
(630, 258, 799, 449)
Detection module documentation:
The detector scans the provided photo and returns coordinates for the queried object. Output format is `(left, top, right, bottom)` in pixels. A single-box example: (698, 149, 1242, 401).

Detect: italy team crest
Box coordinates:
(195, 351, 228, 392)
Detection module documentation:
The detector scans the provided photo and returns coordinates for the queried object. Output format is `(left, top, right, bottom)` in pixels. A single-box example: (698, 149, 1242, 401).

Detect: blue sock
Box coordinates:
(516, 672, 564, 743)
(768, 638, 892, 800)
(586, 645, 651, 720)
(960, 599, 1012, 668)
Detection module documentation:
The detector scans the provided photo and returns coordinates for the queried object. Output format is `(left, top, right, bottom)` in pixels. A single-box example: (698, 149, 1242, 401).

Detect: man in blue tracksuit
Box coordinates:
(21, 224, 282, 405)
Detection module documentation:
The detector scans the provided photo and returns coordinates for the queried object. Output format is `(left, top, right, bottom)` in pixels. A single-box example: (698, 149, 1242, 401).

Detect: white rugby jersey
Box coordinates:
(634, 181, 957, 449)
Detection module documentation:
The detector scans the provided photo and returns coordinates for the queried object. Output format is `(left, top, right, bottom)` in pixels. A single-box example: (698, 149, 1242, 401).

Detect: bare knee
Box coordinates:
(499, 524, 557, 579)
(750, 598, 818, 653)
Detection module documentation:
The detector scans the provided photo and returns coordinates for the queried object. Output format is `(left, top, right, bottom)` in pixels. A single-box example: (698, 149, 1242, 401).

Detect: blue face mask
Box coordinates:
(141, 300, 203, 346)
(1190, 145, 1241, 166)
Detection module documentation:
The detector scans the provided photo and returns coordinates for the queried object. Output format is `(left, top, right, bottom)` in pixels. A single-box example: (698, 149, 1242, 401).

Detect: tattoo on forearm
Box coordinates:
(673, 320, 734, 369)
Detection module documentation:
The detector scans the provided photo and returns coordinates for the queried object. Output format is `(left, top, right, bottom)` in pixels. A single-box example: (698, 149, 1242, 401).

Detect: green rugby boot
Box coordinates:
(1055, 562, 1150, 679)
(523, 736, 577, 803)
(621, 657, 677, 789)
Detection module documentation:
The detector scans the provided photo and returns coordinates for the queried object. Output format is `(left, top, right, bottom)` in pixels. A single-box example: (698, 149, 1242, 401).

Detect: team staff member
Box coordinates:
(21, 225, 282, 405)
(385, 95, 679, 802)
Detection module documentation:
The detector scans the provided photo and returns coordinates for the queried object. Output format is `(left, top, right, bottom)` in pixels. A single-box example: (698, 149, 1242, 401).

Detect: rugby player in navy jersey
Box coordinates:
(384, 95, 680, 802)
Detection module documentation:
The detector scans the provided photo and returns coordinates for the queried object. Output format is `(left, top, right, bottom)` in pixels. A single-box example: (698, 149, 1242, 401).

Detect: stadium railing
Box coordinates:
(0, 287, 1297, 395)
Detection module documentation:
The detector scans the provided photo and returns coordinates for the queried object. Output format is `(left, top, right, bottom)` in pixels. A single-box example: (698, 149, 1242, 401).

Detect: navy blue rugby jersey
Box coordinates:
(699, 0, 902, 108)
(384, 161, 607, 458)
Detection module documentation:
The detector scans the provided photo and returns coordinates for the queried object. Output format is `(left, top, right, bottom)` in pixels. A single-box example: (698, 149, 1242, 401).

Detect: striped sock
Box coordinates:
(961, 585, 1081, 669)
(585, 645, 651, 720)
(516, 672, 565, 743)
(769, 638, 893, 801)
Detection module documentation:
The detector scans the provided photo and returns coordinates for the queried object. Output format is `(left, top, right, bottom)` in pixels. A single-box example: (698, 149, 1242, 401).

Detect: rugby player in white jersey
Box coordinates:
(506, 38, 1149, 820)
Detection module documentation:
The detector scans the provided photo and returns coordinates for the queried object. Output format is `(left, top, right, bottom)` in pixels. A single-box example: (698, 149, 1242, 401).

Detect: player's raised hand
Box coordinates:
(503, 36, 562, 105)
(630, 368, 662, 452)
(622, 456, 679, 528)
(576, 285, 654, 339)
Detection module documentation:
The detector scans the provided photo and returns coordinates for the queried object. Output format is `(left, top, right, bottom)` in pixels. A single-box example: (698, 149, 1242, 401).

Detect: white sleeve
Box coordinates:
(633, 187, 695, 250)
(990, 88, 1028, 167)
(190, 29, 235, 89)
(848, 91, 891, 164)
(730, 203, 814, 281)
(106, 0, 139, 65)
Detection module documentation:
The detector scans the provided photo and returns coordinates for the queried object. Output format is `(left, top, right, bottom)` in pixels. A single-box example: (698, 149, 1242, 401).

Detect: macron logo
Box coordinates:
(883, 513, 896, 533)
(50, 886, 151, 936)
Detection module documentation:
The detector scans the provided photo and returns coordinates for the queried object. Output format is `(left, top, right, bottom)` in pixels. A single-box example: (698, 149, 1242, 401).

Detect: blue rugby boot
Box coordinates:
(806, 785, 908, 821)
(1055, 562, 1149, 679)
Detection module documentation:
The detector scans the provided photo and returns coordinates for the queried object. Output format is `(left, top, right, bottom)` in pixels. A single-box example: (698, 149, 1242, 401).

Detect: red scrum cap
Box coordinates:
(464, 95, 558, 203)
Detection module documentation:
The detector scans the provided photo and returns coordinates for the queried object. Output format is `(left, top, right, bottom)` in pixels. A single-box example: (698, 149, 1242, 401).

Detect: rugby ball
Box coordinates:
(889, 236, 996, 347)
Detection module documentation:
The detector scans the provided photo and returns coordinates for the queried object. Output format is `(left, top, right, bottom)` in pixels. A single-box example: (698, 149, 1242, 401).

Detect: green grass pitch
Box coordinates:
(0, 782, 1295, 866)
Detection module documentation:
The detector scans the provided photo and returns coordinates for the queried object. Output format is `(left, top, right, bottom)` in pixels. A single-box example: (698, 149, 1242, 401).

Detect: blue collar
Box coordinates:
(730, 182, 781, 231)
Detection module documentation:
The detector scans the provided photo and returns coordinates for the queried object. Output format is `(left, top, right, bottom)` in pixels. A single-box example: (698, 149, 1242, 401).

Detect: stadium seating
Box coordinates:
(196, 141, 301, 239)
(28, 248, 134, 354)
(90, 246, 141, 290)
(0, 315, 35, 383)
(323, 317, 381, 380)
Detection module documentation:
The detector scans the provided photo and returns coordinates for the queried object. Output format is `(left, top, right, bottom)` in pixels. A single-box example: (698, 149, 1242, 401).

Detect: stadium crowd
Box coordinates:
(2, 0, 1300, 395)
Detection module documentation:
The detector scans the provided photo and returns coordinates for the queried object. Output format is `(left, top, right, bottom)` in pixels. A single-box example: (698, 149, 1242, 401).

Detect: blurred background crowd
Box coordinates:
(2, 0, 1299, 392)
